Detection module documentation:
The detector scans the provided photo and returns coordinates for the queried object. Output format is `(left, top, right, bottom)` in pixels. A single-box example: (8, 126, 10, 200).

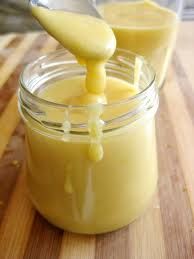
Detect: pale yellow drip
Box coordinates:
(88, 104, 104, 162)
(64, 165, 73, 194)
(134, 57, 143, 89)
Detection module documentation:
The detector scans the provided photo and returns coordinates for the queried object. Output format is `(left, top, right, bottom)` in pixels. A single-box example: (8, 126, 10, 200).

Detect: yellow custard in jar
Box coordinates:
(23, 71, 158, 234)
(18, 4, 158, 233)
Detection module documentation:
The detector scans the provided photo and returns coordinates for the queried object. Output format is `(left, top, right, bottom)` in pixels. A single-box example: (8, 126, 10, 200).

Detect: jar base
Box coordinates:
(28, 190, 157, 235)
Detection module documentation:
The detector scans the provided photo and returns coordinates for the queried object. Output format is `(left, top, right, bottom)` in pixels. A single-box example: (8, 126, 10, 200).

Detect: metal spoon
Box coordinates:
(30, 0, 101, 18)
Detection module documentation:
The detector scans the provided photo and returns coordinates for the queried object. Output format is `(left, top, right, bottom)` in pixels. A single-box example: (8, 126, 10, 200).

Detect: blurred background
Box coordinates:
(0, 0, 40, 33)
(0, 0, 194, 33)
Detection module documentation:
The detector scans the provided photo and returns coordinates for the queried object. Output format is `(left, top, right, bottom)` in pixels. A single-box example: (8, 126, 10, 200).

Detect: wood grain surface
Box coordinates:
(0, 22, 194, 259)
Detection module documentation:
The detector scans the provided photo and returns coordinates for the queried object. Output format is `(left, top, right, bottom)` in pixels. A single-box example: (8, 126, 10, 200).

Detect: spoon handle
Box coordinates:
(29, 0, 101, 18)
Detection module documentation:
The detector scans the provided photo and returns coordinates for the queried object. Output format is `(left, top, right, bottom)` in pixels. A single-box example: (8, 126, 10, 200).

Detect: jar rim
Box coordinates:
(19, 48, 156, 109)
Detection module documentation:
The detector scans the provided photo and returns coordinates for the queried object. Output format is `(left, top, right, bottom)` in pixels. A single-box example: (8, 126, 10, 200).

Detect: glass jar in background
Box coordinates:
(19, 49, 159, 234)
(96, 0, 183, 87)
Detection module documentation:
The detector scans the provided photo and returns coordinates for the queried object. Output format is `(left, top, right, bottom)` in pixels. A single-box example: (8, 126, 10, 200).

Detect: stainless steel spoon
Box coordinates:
(30, 0, 101, 18)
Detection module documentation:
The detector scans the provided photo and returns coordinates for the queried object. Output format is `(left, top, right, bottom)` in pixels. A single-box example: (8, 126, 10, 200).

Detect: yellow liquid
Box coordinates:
(26, 5, 158, 233)
(99, 0, 178, 86)
(25, 76, 158, 234)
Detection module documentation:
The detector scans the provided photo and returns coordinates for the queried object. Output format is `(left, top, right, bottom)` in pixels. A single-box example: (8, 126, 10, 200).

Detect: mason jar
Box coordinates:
(18, 49, 159, 234)
(95, 0, 183, 87)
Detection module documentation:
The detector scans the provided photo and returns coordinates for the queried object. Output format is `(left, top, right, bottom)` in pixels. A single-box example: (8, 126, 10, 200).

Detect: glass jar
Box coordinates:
(19, 49, 159, 234)
(95, 0, 183, 87)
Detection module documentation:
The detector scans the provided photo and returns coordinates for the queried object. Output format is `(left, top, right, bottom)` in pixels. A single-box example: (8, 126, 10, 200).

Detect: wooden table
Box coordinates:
(0, 22, 194, 259)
